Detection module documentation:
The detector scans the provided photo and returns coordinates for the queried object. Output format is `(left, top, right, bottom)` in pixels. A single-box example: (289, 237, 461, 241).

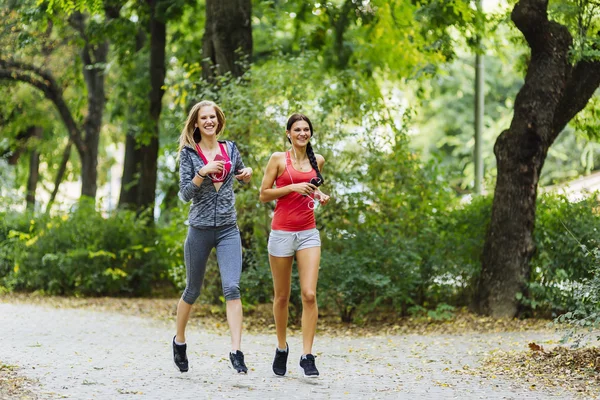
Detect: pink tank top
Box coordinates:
(195, 142, 232, 182)
(271, 152, 317, 231)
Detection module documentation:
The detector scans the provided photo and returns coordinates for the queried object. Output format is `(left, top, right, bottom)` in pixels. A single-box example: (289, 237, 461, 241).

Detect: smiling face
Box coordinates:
(287, 120, 312, 147)
(196, 106, 220, 137)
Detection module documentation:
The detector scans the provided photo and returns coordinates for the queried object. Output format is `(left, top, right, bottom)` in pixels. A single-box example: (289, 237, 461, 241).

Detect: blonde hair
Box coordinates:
(178, 100, 226, 154)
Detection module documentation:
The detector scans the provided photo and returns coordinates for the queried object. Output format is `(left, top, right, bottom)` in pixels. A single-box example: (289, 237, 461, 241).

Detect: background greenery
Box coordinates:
(1, 0, 599, 323)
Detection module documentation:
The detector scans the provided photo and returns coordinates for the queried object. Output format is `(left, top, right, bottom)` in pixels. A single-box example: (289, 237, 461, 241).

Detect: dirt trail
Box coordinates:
(0, 302, 577, 399)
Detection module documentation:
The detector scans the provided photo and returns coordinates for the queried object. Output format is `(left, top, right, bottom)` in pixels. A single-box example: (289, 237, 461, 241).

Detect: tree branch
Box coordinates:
(0, 61, 85, 155)
(511, 0, 550, 43)
(553, 60, 600, 135)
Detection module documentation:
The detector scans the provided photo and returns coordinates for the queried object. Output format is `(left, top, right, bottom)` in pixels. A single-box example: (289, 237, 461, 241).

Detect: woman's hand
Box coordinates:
(235, 167, 253, 183)
(199, 160, 224, 176)
(290, 182, 318, 196)
(314, 190, 330, 205)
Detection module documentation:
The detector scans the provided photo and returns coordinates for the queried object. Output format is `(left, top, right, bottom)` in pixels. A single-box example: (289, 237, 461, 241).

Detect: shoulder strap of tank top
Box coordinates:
(284, 151, 294, 184)
(194, 144, 209, 165)
(218, 142, 230, 160)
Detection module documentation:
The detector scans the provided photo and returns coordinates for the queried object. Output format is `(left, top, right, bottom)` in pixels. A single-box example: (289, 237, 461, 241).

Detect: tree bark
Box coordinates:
(136, 0, 166, 215)
(118, 30, 146, 210)
(46, 140, 72, 214)
(476, 0, 600, 317)
(202, 0, 252, 80)
(118, 134, 142, 209)
(71, 11, 108, 199)
(25, 126, 43, 211)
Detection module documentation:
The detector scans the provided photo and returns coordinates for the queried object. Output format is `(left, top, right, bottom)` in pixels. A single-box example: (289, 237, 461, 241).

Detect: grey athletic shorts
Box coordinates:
(268, 228, 321, 257)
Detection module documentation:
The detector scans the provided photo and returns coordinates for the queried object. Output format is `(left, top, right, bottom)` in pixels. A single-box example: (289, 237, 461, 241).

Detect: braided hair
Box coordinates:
(286, 113, 324, 184)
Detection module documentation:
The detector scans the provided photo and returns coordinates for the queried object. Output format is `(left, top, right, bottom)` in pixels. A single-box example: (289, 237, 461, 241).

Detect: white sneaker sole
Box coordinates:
(229, 363, 248, 374)
(298, 365, 319, 378)
(173, 359, 189, 373)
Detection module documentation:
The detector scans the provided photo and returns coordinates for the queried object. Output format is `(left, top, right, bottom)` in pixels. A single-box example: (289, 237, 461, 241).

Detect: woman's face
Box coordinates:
(196, 106, 219, 137)
(288, 120, 311, 147)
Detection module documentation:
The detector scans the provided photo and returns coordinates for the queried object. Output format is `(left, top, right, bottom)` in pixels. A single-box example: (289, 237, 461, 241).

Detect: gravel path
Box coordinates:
(0, 302, 578, 399)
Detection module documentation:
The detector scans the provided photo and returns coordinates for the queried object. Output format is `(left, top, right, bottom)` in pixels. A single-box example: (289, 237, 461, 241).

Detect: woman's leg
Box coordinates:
(175, 300, 192, 343)
(216, 225, 244, 351)
(176, 227, 213, 343)
(269, 254, 294, 349)
(296, 246, 321, 355)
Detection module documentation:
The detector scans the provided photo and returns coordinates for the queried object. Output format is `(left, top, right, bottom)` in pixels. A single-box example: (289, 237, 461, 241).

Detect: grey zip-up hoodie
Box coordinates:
(178, 140, 246, 228)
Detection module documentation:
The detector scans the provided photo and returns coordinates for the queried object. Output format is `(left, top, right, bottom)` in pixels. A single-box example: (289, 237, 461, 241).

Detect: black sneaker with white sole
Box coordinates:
(229, 350, 248, 374)
(172, 336, 189, 373)
(299, 354, 319, 377)
(272, 343, 289, 376)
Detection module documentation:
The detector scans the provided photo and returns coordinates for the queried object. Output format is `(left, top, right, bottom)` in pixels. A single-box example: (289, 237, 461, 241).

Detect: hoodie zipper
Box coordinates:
(213, 191, 219, 227)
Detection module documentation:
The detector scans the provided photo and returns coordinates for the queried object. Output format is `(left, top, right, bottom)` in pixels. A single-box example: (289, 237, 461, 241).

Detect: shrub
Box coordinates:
(3, 202, 171, 296)
(527, 194, 600, 316)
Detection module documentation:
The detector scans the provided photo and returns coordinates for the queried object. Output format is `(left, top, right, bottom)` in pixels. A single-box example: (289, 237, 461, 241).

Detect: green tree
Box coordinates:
(476, 0, 600, 318)
(0, 0, 121, 201)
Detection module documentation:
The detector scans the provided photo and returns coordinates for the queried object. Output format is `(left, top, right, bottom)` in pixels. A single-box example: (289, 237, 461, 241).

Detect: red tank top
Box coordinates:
(271, 152, 317, 231)
(195, 142, 232, 182)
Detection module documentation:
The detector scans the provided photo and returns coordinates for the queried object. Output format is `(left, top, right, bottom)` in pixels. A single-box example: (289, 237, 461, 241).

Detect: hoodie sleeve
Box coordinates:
(231, 142, 246, 182)
(178, 149, 201, 202)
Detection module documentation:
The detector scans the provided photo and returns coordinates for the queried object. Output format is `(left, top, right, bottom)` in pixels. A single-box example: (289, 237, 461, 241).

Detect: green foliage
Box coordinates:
(553, 245, 600, 347)
(1, 202, 171, 296)
(548, 0, 600, 63)
(525, 194, 600, 316)
(408, 303, 456, 322)
(320, 230, 417, 322)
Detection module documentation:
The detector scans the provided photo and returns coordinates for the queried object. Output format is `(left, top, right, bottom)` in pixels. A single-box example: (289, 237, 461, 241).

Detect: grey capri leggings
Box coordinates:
(181, 223, 242, 304)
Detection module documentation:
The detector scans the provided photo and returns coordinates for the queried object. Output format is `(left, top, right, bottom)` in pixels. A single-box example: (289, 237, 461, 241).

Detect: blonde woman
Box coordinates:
(173, 100, 252, 374)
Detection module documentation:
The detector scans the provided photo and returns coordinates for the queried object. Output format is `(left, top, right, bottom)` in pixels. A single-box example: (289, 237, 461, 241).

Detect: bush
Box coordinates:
(527, 194, 600, 316)
(2, 202, 171, 296)
(554, 246, 600, 347)
(320, 229, 420, 322)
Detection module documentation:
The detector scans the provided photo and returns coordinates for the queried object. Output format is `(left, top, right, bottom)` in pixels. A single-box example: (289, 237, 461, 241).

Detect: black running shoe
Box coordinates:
(299, 354, 319, 377)
(272, 343, 289, 376)
(229, 350, 248, 374)
(172, 336, 189, 373)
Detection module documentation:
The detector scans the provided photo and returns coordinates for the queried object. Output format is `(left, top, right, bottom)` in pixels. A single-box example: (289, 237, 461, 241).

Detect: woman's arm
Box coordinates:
(259, 152, 317, 203)
(178, 150, 204, 202)
(314, 154, 330, 205)
(231, 142, 253, 183)
(316, 154, 325, 172)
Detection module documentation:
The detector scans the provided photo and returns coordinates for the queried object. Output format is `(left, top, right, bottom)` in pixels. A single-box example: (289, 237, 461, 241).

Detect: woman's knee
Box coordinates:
(301, 290, 317, 305)
(273, 293, 290, 308)
(223, 283, 241, 301)
(182, 287, 200, 304)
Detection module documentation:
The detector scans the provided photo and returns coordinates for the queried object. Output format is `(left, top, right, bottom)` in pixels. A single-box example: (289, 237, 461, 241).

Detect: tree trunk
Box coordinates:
(136, 0, 166, 215)
(118, 30, 146, 210)
(46, 140, 72, 214)
(118, 134, 142, 209)
(25, 126, 43, 211)
(202, 0, 252, 80)
(78, 12, 108, 199)
(476, 0, 600, 317)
